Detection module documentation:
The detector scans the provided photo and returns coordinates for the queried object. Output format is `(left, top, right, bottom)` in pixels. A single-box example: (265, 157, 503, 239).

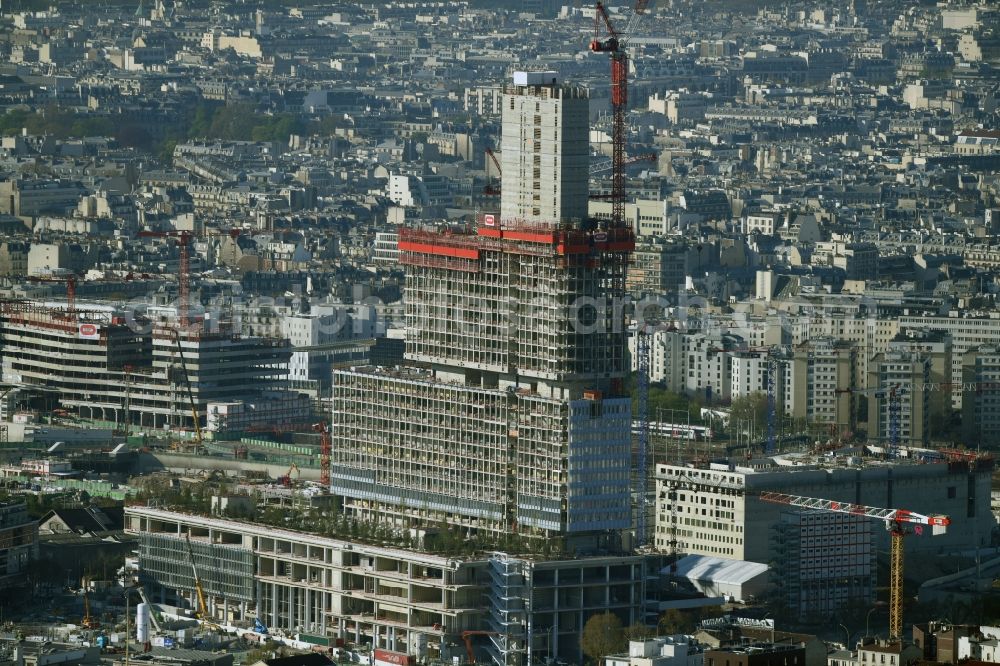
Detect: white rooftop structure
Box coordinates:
(512, 70, 559, 86)
(666, 555, 769, 603)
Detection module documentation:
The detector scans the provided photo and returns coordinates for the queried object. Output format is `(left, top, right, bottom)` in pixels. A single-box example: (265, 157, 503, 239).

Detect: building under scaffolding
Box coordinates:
(0, 301, 294, 433)
(126, 507, 658, 665)
(331, 73, 635, 546)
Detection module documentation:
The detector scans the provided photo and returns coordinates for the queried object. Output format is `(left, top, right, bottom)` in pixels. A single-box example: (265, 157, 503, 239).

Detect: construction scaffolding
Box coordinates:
(333, 214, 635, 540)
(486, 554, 527, 666)
(137, 532, 255, 612)
(331, 368, 511, 532)
(401, 221, 631, 382)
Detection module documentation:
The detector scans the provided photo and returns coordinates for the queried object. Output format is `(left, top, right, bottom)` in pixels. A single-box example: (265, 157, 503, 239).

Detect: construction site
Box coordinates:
(0, 301, 299, 435)
(655, 446, 995, 633)
(123, 505, 657, 666)
(328, 71, 639, 548)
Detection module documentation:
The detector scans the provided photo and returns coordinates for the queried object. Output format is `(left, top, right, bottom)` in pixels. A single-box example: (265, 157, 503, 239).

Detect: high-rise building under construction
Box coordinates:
(331, 72, 636, 545)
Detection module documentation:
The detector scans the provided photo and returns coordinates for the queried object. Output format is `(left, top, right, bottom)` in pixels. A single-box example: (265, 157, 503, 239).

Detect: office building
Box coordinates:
(0, 302, 292, 432)
(770, 511, 874, 623)
(961, 345, 1000, 447)
(654, 453, 993, 564)
(500, 71, 589, 224)
(126, 507, 656, 665)
(331, 72, 635, 545)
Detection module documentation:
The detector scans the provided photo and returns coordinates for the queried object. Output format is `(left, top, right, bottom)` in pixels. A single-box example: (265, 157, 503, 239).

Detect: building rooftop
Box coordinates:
(667, 555, 768, 585)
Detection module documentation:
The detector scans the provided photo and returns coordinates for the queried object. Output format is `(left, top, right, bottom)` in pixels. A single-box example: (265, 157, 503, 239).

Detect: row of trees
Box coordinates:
(1, 101, 317, 165)
(133, 474, 571, 557)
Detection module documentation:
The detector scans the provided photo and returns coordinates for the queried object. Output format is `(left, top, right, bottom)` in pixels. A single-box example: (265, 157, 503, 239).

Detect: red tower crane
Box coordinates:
(28, 274, 77, 314)
(137, 230, 194, 328)
(590, 0, 650, 228)
(759, 491, 950, 640)
(314, 421, 331, 487)
(484, 148, 502, 196)
(66, 275, 76, 314)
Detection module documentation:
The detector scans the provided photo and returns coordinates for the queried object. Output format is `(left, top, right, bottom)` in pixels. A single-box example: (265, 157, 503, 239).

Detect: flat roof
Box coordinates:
(667, 555, 768, 585)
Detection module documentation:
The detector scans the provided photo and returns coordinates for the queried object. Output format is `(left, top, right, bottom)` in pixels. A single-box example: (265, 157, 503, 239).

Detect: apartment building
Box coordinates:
(0, 177, 88, 216)
(744, 212, 781, 236)
(631, 329, 780, 405)
(464, 85, 503, 117)
(795, 308, 900, 391)
(282, 305, 376, 390)
(961, 346, 1000, 447)
(126, 507, 656, 665)
(811, 240, 878, 281)
(0, 241, 28, 276)
(898, 312, 1000, 408)
(627, 238, 689, 296)
(681, 333, 736, 401)
(372, 231, 400, 265)
(784, 339, 856, 433)
(589, 199, 672, 237)
(606, 636, 705, 666)
(704, 644, 805, 666)
(866, 351, 931, 447)
(730, 353, 773, 399)
(887, 330, 952, 435)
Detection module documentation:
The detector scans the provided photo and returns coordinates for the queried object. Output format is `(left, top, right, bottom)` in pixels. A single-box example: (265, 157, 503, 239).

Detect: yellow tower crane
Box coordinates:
(759, 491, 950, 640)
(183, 532, 211, 624)
(82, 591, 99, 629)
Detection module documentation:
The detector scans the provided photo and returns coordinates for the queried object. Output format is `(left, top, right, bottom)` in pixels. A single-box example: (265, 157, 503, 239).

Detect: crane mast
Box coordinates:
(759, 491, 949, 640)
(315, 421, 331, 487)
(592, 0, 652, 551)
(484, 148, 502, 196)
(136, 229, 193, 330)
(183, 533, 211, 622)
(590, 0, 650, 228)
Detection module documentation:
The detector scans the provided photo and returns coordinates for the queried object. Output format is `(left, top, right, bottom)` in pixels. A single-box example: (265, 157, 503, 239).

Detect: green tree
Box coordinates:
(116, 123, 153, 149)
(624, 622, 655, 641)
(657, 608, 694, 635)
(730, 392, 769, 433)
(189, 102, 219, 138)
(581, 612, 626, 664)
